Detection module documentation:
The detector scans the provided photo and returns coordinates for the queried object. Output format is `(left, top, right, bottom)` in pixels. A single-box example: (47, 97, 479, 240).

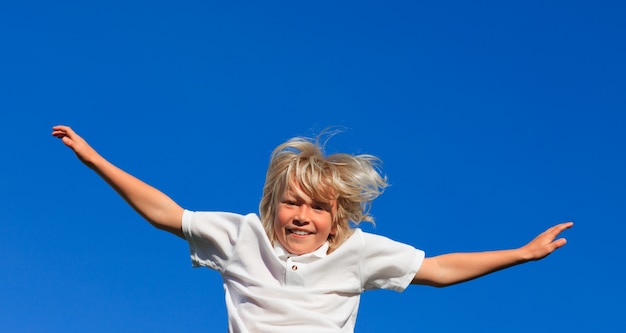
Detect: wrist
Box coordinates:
(515, 246, 535, 263)
(82, 151, 106, 169)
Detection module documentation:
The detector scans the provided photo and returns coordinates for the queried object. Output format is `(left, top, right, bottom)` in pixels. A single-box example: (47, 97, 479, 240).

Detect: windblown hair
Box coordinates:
(259, 132, 388, 253)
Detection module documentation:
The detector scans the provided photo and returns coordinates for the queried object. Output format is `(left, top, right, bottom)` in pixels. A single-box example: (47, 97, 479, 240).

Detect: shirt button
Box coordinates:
(291, 265, 298, 271)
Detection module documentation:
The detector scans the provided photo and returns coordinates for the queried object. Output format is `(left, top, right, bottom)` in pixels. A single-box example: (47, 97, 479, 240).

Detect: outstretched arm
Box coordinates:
(52, 125, 185, 238)
(412, 222, 573, 287)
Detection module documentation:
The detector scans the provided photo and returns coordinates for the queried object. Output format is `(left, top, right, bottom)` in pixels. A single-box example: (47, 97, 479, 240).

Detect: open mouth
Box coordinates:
(287, 229, 314, 236)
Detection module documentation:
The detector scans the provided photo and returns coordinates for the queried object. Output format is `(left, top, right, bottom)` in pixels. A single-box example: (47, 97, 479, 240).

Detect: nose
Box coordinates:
(293, 205, 311, 226)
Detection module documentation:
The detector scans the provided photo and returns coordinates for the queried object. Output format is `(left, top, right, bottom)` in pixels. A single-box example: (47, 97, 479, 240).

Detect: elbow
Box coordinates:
(153, 222, 185, 239)
(411, 277, 453, 288)
(425, 281, 453, 288)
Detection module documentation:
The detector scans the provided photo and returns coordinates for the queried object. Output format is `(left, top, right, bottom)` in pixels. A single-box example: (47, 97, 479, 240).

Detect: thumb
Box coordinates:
(553, 237, 567, 249)
(61, 135, 74, 148)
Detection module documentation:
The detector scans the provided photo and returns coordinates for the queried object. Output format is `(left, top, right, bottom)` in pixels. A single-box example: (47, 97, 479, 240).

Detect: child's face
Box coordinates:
(273, 185, 336, 255)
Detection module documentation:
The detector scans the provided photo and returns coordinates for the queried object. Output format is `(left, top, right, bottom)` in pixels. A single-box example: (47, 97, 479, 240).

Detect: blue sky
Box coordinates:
(1, 1, 625, 332)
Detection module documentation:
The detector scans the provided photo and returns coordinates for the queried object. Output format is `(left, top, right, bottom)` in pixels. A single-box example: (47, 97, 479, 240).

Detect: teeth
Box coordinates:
(291, 230, 310, 235)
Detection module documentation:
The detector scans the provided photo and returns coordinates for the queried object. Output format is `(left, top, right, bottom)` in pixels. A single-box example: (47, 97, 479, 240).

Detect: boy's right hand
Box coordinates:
(52, 125, 185, 238)
(51, 125, 99, 165)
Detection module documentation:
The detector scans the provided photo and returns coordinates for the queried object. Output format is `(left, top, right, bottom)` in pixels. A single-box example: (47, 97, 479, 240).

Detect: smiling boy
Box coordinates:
(53, 125, 572, 333)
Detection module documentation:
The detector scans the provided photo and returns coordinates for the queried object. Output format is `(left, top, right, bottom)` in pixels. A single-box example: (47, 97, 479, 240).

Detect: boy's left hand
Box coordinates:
(520, 221, 573, 261)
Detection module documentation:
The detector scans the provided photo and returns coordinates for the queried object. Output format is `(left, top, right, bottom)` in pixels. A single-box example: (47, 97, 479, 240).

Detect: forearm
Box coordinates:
(88, 153, 184, 237)
(53, 125, 184, 237)
(415, 249, 528, 287)
(412, 222, 572, 287)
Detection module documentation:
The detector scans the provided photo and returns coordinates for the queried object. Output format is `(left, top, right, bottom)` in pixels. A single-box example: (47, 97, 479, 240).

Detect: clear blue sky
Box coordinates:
(1, 1, 624, 332)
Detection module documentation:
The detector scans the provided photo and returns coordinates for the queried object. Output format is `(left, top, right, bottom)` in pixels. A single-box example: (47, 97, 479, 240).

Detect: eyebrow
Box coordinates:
(283, 192, 332, 209)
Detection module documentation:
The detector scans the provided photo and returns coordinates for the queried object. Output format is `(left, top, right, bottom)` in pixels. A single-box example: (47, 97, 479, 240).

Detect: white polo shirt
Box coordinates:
(182, 210, 424, 333)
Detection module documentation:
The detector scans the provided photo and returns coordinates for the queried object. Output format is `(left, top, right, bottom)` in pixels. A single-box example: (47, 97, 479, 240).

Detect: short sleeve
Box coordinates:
(359, 232, 425, 292)
(182, 210, 247, 272)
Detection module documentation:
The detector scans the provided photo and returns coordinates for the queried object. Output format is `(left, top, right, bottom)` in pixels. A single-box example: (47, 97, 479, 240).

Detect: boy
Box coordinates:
(52, 125, 572, 333)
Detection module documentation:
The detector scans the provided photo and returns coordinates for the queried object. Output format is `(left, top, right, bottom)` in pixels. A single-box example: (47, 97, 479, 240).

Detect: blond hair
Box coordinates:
(259, 133, 388, 253)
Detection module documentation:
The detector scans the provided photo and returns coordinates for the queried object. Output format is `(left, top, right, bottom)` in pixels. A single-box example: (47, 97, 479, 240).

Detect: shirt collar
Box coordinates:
(274, 242, 329, 262)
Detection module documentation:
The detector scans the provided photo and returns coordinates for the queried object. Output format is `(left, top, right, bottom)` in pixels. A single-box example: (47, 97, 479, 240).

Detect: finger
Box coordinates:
(555, 237, 567, 247)
(51, 125, 76, 137)
(553, 222, 574, 235)
(52, 125, 69, 134)
(52, 126, 67, 136)
(556, 221, 574, 228)
(546, 222, 573, 236)
(51, 131, 67, 139)
(52, 125, 70, 131)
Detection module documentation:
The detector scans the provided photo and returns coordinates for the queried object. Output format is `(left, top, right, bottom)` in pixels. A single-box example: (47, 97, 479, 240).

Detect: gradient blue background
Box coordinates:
(2, 1, 624, 332)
